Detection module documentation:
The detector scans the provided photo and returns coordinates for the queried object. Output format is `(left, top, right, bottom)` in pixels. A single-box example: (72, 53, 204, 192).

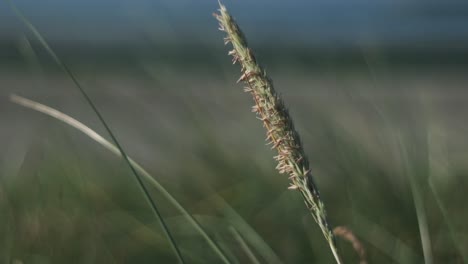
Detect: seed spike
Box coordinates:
(215, 3, 342, 264)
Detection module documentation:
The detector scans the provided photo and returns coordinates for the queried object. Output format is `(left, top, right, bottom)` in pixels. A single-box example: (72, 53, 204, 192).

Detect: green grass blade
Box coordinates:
(396, 132, 434, 264)
(352, 212, 422, 263)
(5, 1, 186, 262)
(428, 178, 468, 263)
(229, 226, 261, 264)
(211, 194, 284, 264)
(9, 94, 232, 264)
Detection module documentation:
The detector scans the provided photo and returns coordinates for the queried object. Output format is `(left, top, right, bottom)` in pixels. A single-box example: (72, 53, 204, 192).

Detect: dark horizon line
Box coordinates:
(1, 40, 468, 69)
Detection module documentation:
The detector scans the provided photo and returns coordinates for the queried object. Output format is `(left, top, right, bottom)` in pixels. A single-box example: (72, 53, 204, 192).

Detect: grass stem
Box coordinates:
(214, 3, 342, 263)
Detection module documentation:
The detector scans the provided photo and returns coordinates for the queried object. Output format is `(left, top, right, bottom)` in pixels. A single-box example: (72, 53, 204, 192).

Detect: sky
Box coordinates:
(1, 0, 468, 49)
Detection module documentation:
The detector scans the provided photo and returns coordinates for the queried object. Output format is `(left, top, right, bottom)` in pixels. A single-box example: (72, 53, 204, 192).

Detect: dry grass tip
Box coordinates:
(334, 226, 367, 264)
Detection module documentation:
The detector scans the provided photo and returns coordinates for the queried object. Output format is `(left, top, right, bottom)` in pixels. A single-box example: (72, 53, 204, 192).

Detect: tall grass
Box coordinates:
(4, 0, 468, 263)
(214, 3, 342, 263)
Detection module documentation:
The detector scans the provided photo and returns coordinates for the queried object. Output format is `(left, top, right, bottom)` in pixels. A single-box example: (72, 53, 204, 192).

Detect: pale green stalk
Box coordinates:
(214, 3, 342, 263)
(229, 226, 261, 264)
(396, 132, 433, 264)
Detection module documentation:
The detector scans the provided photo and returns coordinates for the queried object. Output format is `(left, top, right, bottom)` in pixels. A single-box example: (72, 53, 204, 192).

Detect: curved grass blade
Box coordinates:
(5, 1, 185, 261)
(10, 94, 232, 264)
(212, 194, 284, 264)
(229, 226, 261, 264)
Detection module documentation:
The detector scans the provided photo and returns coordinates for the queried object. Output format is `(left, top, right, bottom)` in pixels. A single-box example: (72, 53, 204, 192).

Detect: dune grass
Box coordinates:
(214, 3, 341, 263)
(3, 0, 468, 263)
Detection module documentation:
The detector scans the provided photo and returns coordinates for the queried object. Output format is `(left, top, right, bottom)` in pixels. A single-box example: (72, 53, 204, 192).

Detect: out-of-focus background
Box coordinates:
(1, 0, 468, 263)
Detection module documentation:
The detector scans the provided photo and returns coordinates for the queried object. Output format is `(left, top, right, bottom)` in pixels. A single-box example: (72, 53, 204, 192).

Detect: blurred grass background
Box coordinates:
(1, 0, 468, 263)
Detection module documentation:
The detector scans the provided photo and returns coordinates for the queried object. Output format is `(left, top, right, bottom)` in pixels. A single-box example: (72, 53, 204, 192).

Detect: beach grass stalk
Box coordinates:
(214, 3, 342, 263)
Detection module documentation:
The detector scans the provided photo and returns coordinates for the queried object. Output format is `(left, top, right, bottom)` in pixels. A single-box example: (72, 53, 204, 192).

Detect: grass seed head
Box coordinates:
(215, 3, 342, 263)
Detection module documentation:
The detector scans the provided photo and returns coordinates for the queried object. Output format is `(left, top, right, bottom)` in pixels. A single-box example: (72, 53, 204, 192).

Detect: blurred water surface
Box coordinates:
(1, 0, 468, 48)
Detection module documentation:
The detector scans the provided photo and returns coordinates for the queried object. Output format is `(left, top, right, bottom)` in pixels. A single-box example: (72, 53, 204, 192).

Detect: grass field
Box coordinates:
(1, 2, 468, 263)
(2, 56, 468, 263)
